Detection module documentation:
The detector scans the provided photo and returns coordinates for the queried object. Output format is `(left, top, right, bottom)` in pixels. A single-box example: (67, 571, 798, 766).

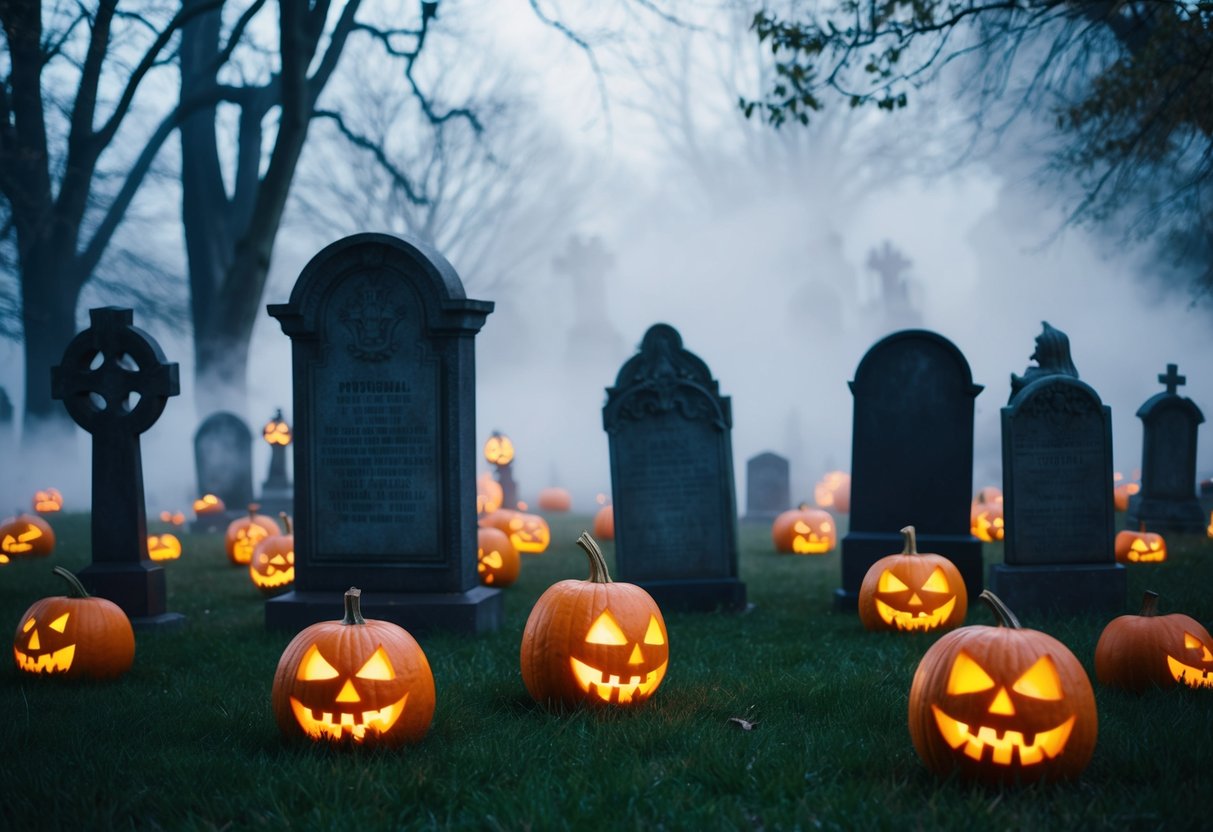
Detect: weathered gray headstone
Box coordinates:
(836, 330, 984, 609)
(266, 232, 499, 634)
(744, 451, 790, 523)
(1127, 364, 1205, 534)
(604, 323, 746, 612)
(990, 328, 1125, 617)
(193, 410, 253, 531)
(50, 307, 183, 627)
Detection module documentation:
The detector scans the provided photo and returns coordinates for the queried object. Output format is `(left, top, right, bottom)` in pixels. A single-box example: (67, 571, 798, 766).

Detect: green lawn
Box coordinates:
(2, 512, 1211, 830)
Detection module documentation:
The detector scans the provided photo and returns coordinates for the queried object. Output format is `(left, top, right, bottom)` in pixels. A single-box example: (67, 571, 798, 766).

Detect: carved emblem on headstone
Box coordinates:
(340, 278, 405, 362)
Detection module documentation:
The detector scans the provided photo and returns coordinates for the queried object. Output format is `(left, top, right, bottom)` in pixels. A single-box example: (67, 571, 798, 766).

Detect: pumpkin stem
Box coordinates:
(978, 589, 1023, 629)
(798, 502, 810, 511)
(342, 587, 366, 625)
(52, 566, 91, 599)
(1139, 590, 1160, 617)
(576, 531, 613, 584)
(900, 526, 918, 556)
(1138, 521, 1147, 533)
(248, 503, 260, 520)
(280, 512, 292, 535)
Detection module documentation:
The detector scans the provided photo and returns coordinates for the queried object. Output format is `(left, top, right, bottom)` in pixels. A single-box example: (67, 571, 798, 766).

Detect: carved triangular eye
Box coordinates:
(49, 613, 70, 633)
(947, 651, 995, 695)
(1012, 655, 1062, 700)
(586, 611, 628, 645)
(355, 646, 395, 680)
(878, 570, 909, 593)
(299, 645, 340, 680)
(793, 521, 811, 534)
(1185, 632, 1203, 649)
(1185, 632, 1213, 662)
(921, 567, 949, 593)
(643, 615, 665, 645)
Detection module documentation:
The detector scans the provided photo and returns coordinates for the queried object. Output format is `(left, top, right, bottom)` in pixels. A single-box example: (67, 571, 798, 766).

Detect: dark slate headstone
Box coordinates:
(266, 232, 500, 635)
(744, 451, 790, 523)
(836, 330, 984, 609)
(604, 324, 745, 612)
(1127, 364, 1205, 534)
(990, 369, 1125, 617)
(193, 411, 253, 531)
(50, 307, 183, 628)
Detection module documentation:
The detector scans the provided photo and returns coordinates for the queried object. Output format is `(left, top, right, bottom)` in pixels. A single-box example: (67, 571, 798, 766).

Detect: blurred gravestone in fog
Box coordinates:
(0, 386, 12, 463)
(864, 240, 922, 332)
(554, 234, 625, 371)
(193, 411, 253, 530)
(744, 452, 790, 523)
(1127, 364, 1205, 535)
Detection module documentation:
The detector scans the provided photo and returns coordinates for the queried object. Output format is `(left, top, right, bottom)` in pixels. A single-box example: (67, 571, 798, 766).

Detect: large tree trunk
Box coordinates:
(19, 256, 83, 456)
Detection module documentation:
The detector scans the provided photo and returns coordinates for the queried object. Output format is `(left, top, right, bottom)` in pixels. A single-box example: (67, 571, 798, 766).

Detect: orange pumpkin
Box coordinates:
(1112, 472, 1140, 512)
(908, 590, 1098, 784)
(193, 493, 225, 515)
(858, 526, 967, 632)
(813, 471, 851, 513)
(970, 487, 1005, 543)
(537, 487, 572, 512)
(0, 513, 56, 562)
(476, 473, 504, 514)
(249, 514, 295, 594)
(592, 504, 615, 540)
(33, 488, 64, 513)
(13, 567, 135, 679)
(480, 509, 550, 554)
(771, 504, 836, 554)
(477, 526, 520, 587)
(520, 532, 668, 708)
(271, 588, 435, 746)
(147, 533, 182, 562)
(1095, 590, 1213, 691)
(225, 504, 282, 566)
(1114, 524, 1167, 563)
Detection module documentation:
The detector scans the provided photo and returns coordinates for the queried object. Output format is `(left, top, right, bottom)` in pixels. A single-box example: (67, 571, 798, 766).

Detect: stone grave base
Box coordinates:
(266, 586, 502, 635)
(255, 491, 293, 518)
(835, 531, 983, 611)
(633, 578, 747, 613)
(1126, 495, 1207, 536)
(987, 562, 1126, 619)
(78, 561, 184, 627)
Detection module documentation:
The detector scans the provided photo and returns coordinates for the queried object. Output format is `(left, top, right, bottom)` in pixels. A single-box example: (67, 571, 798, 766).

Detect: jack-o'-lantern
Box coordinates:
(592, 504, 615, 540)
(263, 411, 292, 446)
(225, 504, 282, 566)
(271, 587, 435, 746)
(481, 509, 551, 554)
(147, 533, 182, 562)
(908, 590, 1098, 784)
(813, 471, 850, 513)
(521, 531, 668, 707)
(159, 510, 186, 526)
(477, 527, 520, 587)
(250, 513, 295, 593)
(1095, 590, 1213, 691)
(194, 493, 225, 515)
(0, 512, 56, 561)
(772, 504, 836, 554)
(1112, 472, 1140, 512)
(537, 487, 572, 512)
(1208, 510, 1213, 539)
(33, 488, 63, 513)
(970, 487, 1005, 543)
(13, 566, 135, 679)
(858, 526, 967, 632)
(1114, 523, 1167, 563)
(483, 432, 515, 466)
(476, 473, 504, 514)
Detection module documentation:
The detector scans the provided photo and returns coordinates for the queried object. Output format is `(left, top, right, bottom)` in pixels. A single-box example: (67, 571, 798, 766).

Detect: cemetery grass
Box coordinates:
(2, 515, 1211, 831)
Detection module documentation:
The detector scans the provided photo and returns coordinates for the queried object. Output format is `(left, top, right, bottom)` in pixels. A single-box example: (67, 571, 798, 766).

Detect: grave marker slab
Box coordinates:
(266, 232, 499, 635)
(836, 330, 984, 609)
(50, 307, 183, 627)
(744, 451, 790, 523)
(193, 411, 253, 531)
(604, 324, 745, 612)
(1127, 364, 1205, 534)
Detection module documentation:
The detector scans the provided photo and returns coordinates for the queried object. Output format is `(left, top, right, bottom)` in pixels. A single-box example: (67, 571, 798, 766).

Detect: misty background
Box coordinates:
(2, 1, 1210, 516)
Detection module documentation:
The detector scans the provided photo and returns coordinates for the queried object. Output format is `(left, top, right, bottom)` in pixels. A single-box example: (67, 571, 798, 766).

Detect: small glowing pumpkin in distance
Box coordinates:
(193, 493, 225, 515)
(592, 504, 615, 541)
(1095, 590, 1213, 691)
(771, 504, 835, 554)
(813, 470, 851, 513)
(263, 411, 292, 446)
(521, 531, 668, 708)
(537, 487, 572, 512)
(249, 513, 295, 594)
(483, 432, 515, 466)
(225, 504, 282, 566)
(13, 566, 135, 679)
(147, 533, 182, 562)
(908, 590, 1098, 785)
(481, 509, 551, 554)
(476, 473, 504, 515)
(33, 488, 64, 513)
(271, 587, 435, 746)
(1114, 524, 1166, 564)
(858, 526, 967, 632)
(0, 512, 56, 562)
(477, 526, 520, 587)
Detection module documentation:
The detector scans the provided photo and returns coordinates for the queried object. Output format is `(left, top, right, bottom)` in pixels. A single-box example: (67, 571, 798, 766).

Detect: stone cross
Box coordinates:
(1159, 363, 1185, 395)
(51, 307, 183, 626)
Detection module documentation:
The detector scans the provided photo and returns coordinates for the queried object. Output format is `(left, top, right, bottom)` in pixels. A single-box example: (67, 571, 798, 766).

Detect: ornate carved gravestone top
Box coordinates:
(50, 307, 183, 626)
(1127, 363, 1205, 534)
(193, 410, 254, 529)
(603, 323, 746, 612)
(266, 232, 499, 634)
(1009, 321, 1078, 402)
(744, 452, 790, 523)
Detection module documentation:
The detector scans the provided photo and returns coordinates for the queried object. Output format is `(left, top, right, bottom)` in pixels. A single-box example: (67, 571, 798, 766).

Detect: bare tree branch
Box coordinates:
(313, 108, 427, 204)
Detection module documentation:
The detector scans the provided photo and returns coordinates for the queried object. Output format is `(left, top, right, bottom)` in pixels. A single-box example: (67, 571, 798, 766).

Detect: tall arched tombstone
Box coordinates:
(604, 324, 746, 612)
(266, 233, 500, 635)
(1127, 364, 1205, 534)
(192, 411, 254, 532)
(836, 330, 984, 610)
(50, 307, 184, 627)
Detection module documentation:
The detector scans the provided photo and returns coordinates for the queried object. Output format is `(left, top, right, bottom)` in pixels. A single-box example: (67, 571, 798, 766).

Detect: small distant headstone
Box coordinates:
(553, 234, 625, 367)
(604, 323, 746, 612)
(193, 411, 253, 531)
(266, 232, 499, 634)
(744, 452, 790, 523)
(990, 323, 1124, 617)
(836, 330, 984, 609)
(50, 307, 183, 627)
(1127, 364, 1205, 534)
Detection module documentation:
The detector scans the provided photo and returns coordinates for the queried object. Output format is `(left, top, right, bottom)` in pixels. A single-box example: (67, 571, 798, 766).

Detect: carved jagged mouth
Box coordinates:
(570, 657, 668, 704)
(1126, 550, 1165, 563)
(931, 705, 1075, 765)
(876, 597, 956, 631)
(254, 568, 295, 588)
(792, 536, 831, 554)
(14, 644, 75, 674)
(1166, 656, 1213, 688)
(289, 694, 408, 741)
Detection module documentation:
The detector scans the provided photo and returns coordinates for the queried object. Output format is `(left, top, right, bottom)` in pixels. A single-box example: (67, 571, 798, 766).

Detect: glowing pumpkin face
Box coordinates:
(263, 414, 292, 446)
(194, 494, 225, 515)
(813, 471, 850, 513)
(484, 433, 515, 466)
(249, 516, 295, 593)
(476, 473, 504, 514)
(1112, 472, 1140, 512)
(225, 505, 282, 566)
(147, 534, 182, 562)
(858, 527, 967, 632)
(481, 509, 551, 554)
(159, 510, 186, 526)
(33, 488, 63, 513)
(909, 591, 1097, 784)
(1096, 591, 1213, 691)
(477, 527, 520, 587)
(772, 505, 835, 554)
(0, 513, 56, 560)
(12, 567, 135, 679)
(970, 488, 1005, 542)
(1114, 527, 1166, 563)
(271, 588, 435, 746)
